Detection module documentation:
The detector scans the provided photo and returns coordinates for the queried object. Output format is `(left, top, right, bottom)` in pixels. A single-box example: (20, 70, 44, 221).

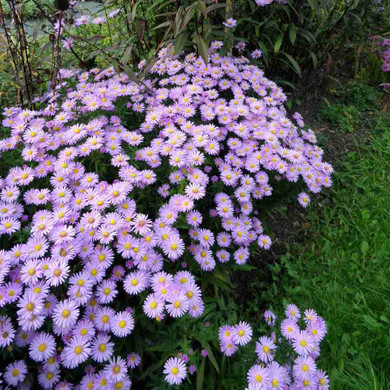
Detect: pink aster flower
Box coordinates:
(286, 304, 301, 321)
(247, 364, 270, 387)
(92, 16, 106, 25)
(61, 336, 91, 368)
(258, 234, 272, 249)
(256, 336, 276, 363)
(264, 310, 277, 326)
(281, 318, 299, 340)
(221, 340, 238, 356)
(298, 192, 311, 207)
(143, 293, 165, 318)
(91, 333, 114, 363)
(104, 356, 128, 382)
(110, 311, 134, 337)
(29, 332, 56, 362)
(163, 357, 187, 385)
(223, 18, 237, 28)
(232, 321, 252, 345)
(293, 356, 317, 381)
(4, 360, 28, 386)
(292, 330, 315, 356)
(316, 369, 330, 389)
(127, 352, 141, 368)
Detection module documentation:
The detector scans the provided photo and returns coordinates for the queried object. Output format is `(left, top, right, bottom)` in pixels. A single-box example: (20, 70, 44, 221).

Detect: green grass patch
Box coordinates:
(269, 105, 390, 388)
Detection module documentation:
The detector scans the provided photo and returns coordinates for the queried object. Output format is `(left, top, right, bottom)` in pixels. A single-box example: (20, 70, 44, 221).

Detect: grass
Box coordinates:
(269, 95, 390, 388)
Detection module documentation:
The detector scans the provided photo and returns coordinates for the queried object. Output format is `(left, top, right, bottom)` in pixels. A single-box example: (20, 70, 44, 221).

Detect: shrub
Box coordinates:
(0, 40, 333, 388)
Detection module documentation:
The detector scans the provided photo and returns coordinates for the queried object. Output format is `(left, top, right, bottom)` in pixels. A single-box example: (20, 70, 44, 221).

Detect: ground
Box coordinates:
(240, 80, 390, 389)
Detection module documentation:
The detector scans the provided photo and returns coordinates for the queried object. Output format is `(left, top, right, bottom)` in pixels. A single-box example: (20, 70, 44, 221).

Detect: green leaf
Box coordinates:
(140, 354, 169, 379)
(281, 52, 301, 76)
(141, 56, 159, 77)
(206, 3, 226, 14)
(204, 342, 220, 373)
(274, 34, 283, 53)
(311, 52, 318, 68)
(178, 3, 197, 36)
(153, 21, 171, 31)
(361, 240, 369, 255)
(258, 41, 268, 67)
(174, 6, 184, 37)
(196, 34, 208, 64)
(197, 358, 206, 390)
(174, 32, 188, 55)
(121, 44, 134, 65)
(277, 80, 298, 90)
(289, 24, 297, 45)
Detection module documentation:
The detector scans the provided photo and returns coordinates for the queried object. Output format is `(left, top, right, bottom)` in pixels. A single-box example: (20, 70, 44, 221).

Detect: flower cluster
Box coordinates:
(0, 44, 331, 387)
(59, 3, 120, 50)
(218, 321, 253, 356)
(255, 0, 284, 6)
(219, 305, 329, 390)
(372, 35, 390, 90)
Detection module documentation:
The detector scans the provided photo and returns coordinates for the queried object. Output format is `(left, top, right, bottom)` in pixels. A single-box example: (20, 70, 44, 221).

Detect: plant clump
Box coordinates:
(0, 45, 332, 387)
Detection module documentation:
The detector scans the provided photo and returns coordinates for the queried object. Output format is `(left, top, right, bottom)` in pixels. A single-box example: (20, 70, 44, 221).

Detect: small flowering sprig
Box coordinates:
(223, 18, 237, 29)
(372, 36, 390, 90)
(218, 305, 329, 389)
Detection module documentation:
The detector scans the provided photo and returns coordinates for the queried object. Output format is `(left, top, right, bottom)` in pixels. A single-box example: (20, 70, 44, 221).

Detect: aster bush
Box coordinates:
(0, 42, 333, 388)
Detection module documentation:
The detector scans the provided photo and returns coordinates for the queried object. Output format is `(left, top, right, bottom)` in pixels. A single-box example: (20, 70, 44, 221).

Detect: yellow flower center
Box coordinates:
(38, 343, 47, 352)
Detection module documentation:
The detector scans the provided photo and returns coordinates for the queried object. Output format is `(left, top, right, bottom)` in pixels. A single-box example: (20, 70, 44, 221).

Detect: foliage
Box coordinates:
(268, 90, 390, 389)
(2, 0, 52, 19)
(318, 81, 382, 132)
(318, 102, 361, 133)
